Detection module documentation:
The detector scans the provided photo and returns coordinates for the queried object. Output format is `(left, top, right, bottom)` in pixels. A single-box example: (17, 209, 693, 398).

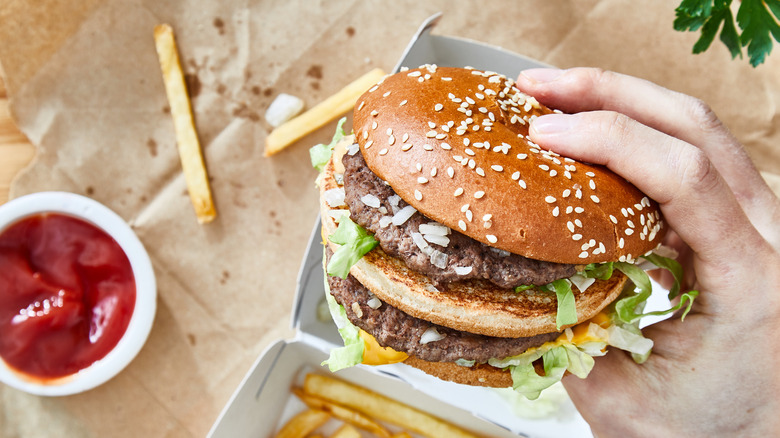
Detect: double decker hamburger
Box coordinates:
(314, 65, 690, 398)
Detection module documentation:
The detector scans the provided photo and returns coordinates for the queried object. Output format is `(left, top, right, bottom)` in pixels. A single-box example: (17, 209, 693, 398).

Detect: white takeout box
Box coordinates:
(208, 13, 597, 438)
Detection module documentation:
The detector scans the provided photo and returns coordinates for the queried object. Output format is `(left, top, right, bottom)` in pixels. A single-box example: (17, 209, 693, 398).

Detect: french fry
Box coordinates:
(329, 424, 362, 438)
(303, 374, 480, 438)
(293, 388, 391, 438)
(154, 23, 217, 224)
(391, 433, 413, 438)
(274, 408, 330, 438)
(264, 68, 386, 156)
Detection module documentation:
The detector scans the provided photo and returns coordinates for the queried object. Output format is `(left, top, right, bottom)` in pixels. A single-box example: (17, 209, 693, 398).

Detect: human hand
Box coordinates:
(515, 67, 780, 437)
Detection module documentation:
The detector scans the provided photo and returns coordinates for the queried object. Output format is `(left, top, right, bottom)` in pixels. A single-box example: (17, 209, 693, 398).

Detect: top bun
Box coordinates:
(352, 66, 665, 265)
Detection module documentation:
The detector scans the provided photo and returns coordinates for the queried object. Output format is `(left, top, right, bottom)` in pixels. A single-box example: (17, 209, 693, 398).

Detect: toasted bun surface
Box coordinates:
(319, 143, 628, 338)
(403, 356, 513, 388)
(353, 66, 665, 265)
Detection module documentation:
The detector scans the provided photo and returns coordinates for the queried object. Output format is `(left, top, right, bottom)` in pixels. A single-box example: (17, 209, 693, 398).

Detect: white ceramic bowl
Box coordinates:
(0, 192, 156, 396)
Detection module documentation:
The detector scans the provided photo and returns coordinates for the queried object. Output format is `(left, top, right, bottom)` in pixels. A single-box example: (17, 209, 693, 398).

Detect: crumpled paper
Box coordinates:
(0, 0, 778, 436)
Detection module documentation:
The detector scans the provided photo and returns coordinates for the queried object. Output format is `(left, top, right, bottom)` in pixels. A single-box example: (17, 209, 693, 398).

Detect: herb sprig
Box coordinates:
(674, 0, 780, 67)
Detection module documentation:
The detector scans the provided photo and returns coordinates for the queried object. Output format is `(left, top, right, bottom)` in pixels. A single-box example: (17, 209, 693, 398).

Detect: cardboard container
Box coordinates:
(209, 13, 596, 438)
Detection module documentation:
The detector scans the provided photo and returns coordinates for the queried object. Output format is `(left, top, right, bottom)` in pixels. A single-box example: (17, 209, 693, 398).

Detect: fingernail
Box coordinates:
(520, 68, 564, 83)
(531, 114, 574, 135)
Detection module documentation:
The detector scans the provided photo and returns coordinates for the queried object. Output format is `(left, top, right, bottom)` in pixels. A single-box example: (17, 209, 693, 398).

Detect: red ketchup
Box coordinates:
(0, 213, 136, 380)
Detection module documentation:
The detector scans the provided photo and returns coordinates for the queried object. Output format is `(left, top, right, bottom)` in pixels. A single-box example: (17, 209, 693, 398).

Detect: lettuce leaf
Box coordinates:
(614, 255, 698, 325)
(582, 261, 614, 280)
(326, 217, 378, 279)
(547, 279, 577, 330)
(309, 117, 347, 171)
(321, 279, 365, 371)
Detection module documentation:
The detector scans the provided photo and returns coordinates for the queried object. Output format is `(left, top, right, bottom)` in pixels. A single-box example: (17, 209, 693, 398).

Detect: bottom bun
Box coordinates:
(403, 356, 513, 388)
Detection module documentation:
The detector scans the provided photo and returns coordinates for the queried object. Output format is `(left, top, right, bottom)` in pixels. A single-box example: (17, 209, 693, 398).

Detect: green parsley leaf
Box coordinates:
(674, 0, 780, 66)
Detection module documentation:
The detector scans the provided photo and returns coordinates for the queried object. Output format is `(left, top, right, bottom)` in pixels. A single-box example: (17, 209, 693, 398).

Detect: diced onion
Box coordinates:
(423, 234, 450, 247)
(454, 266, 473, 275)
(420, 327, 445, 344)
(570, 274, 596, 293)
(360, 194, 381, 208)
(430, 249, 448, 269)
(347, 143, 360, 156)
(392, 205, 416, 226)
(367, 296, 382, 309)
(264, 93, 304, 127)
(419, 222, 450, 236)
(324, 188, 346, 207)
(379, 216, 393, 228)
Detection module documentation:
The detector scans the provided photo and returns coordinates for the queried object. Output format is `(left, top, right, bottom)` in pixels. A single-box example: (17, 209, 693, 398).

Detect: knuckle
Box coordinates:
(679, 147, 720, 193)
(685, 96, 724, 135)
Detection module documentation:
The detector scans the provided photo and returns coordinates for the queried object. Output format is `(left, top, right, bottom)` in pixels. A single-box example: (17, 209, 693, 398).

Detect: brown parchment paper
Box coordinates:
(0, 0, 778, 436)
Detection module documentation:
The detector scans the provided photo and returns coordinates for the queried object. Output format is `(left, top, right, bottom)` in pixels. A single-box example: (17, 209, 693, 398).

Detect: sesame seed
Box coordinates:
(426, 130, 437, 138)
(399, 100, 407, 106)
(418, 177, 428, 184)
(539, 164, 550, 171)
(459, 220, 467, 231)
(575, 207, 584, 214)
(562, 189, 571, 198)
(619, 238, 625, 248)
(545, 196, 556, 203)
(415, 190, 423, 201)
(407, 71, 422, 77)
(552, 206, 560, 217)
(442, 77, 452, 81)
(416, 163, 423, 172)
(474, 191, 485, 199)
(372, 121, 378, 130)
(383, 91, 391, 97)
(461, 204, 470, 212)
(586, 172, 595, 177)
(486, 234, 498, 243)
(566, 206, 573, 214)
(519, 180, 527, 189)
(401, 143, 412, 151)
(434, 103, 443, 111)
(511, 171, 521, 180)
(575, 219, 583, 227)
(423, 144, 433, 151)
(466, 210, 473, 221)
(365, 140, 373, 149)
(454, 187, 464, 196)
(572, 234, 583, 241)
(579, 251, 589, 259)
(627, 220, 635, 228)
(483, 214, 493, 221)
(567, 221, 575, 233)
(369, 85, 379, 92)
(625, 228, 634, 235)
(447, 167, 455, 178)
(358, 101, 365, 111)
(466, 97, 476, 105)
(427, 121, 436, 129)
(430, 168, 437, 177)
(379, 148, 388, 155)
(549, 170, 558, 177)
(517, 153, 527, 160)
(465, 148, 475, 156)
(468, 159, 476, 169)
(476, 167, 485, 176)
(388, 135, 395, 145)
(371, 110, 379, 116)
(491, 165, 503, 172)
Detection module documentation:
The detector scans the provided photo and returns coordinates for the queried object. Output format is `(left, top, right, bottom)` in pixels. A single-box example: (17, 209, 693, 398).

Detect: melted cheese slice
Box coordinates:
(358, 311, 612, 366)
(359, 330, 408, 365)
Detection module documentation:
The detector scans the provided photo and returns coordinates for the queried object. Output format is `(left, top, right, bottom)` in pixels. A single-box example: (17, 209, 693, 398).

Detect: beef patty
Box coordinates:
(327, 263, 560, 363)
(342, 149, 576, 287)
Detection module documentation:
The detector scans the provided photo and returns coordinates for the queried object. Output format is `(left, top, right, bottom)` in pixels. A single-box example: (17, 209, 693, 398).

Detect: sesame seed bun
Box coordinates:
(352, 66, 665, 265)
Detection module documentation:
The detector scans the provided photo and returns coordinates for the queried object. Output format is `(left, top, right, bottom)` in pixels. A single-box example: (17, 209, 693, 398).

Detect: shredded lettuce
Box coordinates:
(309, 117, 347, 171)
(509, 345, 593, 400)
(582, 261, 615, 280)
(326, 217, 378, 279)
(615, 254, 698, 325)
(321, 279, 365, 371)
(547, 279, 577, 330)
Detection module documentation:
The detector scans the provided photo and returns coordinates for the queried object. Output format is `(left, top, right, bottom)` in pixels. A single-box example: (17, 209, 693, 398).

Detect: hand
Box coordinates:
(515, 67, 780, 438)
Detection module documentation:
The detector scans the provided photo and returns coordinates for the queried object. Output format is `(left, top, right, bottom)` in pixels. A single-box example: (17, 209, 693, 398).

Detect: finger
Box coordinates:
(516, 68, 780, 240)
(527, 110, 769, 266)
